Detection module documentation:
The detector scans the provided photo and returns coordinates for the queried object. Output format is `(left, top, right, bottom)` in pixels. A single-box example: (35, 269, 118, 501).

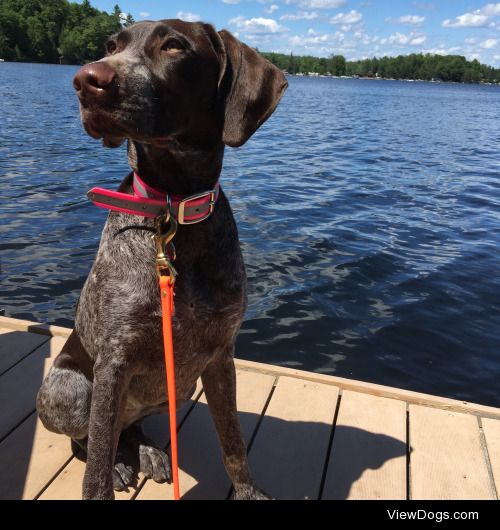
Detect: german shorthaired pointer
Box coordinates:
(36, 19, 287, 499)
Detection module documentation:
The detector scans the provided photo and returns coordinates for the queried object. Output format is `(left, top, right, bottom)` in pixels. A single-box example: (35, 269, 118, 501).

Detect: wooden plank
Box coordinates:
(482, 417, 500, 496)
(37, 457, 88, 501)
(0, 328, 49, 375)
(235, 359, 500, 419)
(0, 316, 71, 339)
(0, 412, 73, 500)
(38, 383, 203, 500)
(322, 391, 406, 500)
(37, 456, 138, 501)
(409, 405, 495, 499)
(0, 336, 66, 441)
(246, 376, 338, 500)
(136, 369, 275, 500)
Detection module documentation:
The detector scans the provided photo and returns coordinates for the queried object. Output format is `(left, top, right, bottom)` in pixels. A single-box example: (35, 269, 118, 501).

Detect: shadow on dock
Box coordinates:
(174, 405, 407, 500)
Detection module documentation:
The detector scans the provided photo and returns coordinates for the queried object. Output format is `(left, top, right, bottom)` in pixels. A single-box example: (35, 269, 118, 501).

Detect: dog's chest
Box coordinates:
(76, 213, 245, 406)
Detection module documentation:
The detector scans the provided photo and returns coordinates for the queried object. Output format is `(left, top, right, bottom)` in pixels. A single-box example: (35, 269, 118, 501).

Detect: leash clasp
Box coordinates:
(154, 206, 178, 283)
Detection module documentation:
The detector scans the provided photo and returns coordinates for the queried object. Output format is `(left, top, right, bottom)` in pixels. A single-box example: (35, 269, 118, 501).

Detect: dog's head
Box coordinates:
(73, 19, 288, 149)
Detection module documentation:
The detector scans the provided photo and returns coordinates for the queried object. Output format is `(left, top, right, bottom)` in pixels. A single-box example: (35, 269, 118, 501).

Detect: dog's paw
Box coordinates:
(139, 444, 172, 484)
(113, 461, 135, 491)
(232, 484, 272, 500)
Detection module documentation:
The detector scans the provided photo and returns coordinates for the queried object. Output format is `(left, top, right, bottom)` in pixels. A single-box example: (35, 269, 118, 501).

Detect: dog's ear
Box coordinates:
(217, 29, 288, 148)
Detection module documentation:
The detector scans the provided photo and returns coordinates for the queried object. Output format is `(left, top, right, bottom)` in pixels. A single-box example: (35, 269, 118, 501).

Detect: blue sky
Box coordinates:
(88, 1, 500, 66)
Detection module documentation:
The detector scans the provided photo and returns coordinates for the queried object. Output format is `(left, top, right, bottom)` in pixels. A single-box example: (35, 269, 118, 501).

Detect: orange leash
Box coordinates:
(159, 275, 180, 500)
(155, 212, 180, 501)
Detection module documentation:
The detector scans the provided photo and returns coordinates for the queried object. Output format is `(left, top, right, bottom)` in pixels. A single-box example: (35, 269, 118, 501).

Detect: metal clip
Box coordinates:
(153, 205, 178, 283)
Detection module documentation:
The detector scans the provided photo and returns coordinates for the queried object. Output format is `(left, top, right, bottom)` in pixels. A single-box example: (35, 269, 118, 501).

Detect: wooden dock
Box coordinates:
(0, 315, 499, 500)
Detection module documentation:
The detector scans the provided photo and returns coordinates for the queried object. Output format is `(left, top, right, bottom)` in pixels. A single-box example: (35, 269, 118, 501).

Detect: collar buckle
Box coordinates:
(177, 190, 217, 225)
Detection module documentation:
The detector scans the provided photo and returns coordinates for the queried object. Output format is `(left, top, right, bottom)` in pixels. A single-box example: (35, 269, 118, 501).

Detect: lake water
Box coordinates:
(1, 62, 499, 406)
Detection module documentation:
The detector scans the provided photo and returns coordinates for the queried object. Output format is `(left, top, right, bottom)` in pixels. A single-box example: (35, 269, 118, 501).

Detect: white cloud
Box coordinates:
(330, 10, 363, 25)
(265, 4, 280, 15)
(285, 0, 346, 9)
(408, 35, 427, 45)
(289, 33, 330, 45)
(480, 3, 500, 16)
(481, 38, 498, 48)
(422, 48, 447, 56)
(442, 13, 491, 28)
(176, 11, 201, 22)
(229, 16, 288, 35)
(386, 15, 426, 26)
(281, 11, 320, 21)
(286, 29, 348, 56)
(442, 3, 500, 28)
(387, 32, 427, 46)
(222, 0, 241, 4)
(353, 30, 370, 44)
(139, 12, 150, 18)
(285, 26, 383, 59)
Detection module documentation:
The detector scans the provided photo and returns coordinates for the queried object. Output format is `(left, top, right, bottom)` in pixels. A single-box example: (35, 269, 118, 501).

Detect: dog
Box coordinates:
(36, 19, 287, 500)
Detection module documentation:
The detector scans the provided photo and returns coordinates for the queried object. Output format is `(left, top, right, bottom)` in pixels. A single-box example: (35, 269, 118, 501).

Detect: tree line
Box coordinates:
(0, 0, 133, 64)
(261, 51, 500, 84)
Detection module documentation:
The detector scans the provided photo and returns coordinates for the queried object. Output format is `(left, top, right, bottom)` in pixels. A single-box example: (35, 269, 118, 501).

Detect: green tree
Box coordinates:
(329, 55, 346, 76)
(0, 0, 123, 63)
(59, 26, 83, 63)
(124, 13, 134, 27)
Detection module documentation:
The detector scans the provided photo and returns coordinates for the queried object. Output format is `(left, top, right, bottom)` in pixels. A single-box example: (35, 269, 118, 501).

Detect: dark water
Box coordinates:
(1, 62, 499, 406)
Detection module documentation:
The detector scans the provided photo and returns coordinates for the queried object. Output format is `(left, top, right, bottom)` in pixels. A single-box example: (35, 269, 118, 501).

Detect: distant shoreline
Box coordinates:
(262, 51, 500, 86)
(287, 72, 500, 86)
(2, 60, 499, 87)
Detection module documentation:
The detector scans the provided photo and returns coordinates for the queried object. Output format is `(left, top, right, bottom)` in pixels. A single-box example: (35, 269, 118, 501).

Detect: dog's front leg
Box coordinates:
(202, 353, 269, 500)
(82, 358, 130, 500)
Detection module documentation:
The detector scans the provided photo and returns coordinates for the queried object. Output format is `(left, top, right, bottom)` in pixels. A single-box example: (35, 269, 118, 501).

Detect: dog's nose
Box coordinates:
(73, 62, 117, 103)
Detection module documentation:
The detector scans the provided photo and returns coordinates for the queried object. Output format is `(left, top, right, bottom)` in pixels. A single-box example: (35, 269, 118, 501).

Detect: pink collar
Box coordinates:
(87, 172, 219, 224)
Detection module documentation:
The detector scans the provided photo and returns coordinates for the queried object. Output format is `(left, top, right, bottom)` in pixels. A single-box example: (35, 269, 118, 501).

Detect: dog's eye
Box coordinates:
(106, 40, 118, 55)
(161, 39, 184, 54)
